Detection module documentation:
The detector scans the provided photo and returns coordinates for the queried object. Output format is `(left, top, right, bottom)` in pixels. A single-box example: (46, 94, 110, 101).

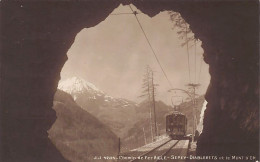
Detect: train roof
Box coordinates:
(166, 111, 185, 116)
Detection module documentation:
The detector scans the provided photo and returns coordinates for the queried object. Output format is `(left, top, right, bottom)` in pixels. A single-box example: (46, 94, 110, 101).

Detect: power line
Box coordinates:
(194, 39, 197, 84)
(110, 12, 140, 16)
(128, 5, 173, 89)
(185, 24, 191, 83)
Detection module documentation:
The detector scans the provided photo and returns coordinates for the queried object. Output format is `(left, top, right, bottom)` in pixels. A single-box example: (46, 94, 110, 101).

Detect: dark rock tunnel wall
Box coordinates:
(1, 0, 258, 161)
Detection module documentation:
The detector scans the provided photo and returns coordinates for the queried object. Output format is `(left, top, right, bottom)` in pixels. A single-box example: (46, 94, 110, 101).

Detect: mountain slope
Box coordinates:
(58, 77, 104, 100)
(57, 77, 205, 153)
(122, 97, 205, 151)
(48, 90, 119, 162)
(58, 77, 138, 138)
(122, 101, 173, 150)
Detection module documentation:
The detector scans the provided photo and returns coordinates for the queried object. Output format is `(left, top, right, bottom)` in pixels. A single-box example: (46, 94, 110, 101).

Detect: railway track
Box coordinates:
(128, 139, 179, 162)
(155, 140, 180, 162)
(118, 138, 190, 162)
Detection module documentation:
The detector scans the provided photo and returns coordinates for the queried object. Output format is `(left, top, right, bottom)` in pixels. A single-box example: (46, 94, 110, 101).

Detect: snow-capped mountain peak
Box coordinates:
(58, 77, 136, 109)
(58, 77, 104, 97)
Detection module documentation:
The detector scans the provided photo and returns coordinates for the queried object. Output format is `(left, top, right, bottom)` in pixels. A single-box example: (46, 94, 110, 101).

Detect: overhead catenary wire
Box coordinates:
(194, 39, 197, 84)
(185, 23, 191, 83)
(128, 5, 173, 89)
(110, 12, 140, 16)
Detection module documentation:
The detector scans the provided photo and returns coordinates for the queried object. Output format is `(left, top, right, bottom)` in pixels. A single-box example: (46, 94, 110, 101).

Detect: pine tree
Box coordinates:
(139, 66, 159, 141)
(168, 11, 195, 46)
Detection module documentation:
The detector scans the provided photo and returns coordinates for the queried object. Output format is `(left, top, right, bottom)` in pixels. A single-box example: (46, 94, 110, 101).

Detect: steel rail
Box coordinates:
(155, 140, 180, 162)
(129, 139, 178, 162)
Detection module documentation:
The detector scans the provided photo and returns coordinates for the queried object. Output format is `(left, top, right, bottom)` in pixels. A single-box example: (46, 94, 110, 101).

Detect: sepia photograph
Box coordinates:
(1, 0, 259, 162)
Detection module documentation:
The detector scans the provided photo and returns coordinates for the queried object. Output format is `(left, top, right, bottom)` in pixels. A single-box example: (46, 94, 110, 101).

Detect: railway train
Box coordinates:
(166, 111, 188, 139)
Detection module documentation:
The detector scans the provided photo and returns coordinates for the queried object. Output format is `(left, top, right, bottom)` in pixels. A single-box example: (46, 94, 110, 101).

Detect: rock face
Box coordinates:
(1, 0, 258, 161)
(178, 96, 205, 134)
(49, 90, 118, 162)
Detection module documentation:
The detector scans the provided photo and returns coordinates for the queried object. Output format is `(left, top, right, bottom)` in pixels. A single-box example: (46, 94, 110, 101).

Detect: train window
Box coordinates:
(169, 116, 173, 123)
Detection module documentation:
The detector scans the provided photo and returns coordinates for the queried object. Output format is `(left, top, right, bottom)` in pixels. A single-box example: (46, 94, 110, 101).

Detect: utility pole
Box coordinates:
(140, 66, 154, 142)
(151, 71, 158, 138)
(187, 83, 200, 142)
(140, 66, 159, 142)
(143, 127, 147, 145)
(118, 138, 120, 155)
(147, 67, 154, 142)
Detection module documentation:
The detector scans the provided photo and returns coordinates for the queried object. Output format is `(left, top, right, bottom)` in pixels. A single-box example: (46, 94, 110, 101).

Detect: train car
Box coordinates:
(166, 111, 187, 139)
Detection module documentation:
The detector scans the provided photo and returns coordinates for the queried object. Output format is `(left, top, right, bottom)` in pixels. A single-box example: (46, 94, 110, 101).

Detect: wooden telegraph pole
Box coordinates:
(187, 83, 200, 141)
(143, 127, 147, 145)
(151, 71, 158, 138)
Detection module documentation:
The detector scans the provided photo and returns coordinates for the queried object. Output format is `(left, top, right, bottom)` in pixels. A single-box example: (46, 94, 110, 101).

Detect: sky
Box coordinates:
(60, 4, 210, 105)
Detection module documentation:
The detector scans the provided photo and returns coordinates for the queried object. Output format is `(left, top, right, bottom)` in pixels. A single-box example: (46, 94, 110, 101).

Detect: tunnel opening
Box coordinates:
(1, 1, 258, 161)
(49, 4, 210, 161)
(49, 5, 209, 161)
